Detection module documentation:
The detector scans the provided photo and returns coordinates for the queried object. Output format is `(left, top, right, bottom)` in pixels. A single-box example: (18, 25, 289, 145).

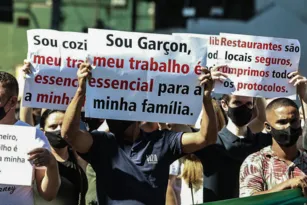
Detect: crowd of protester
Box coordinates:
(0, 57, 307, 205)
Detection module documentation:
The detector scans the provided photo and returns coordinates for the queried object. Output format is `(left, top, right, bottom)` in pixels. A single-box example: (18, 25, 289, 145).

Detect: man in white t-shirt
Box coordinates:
(0, 71, 61, 205)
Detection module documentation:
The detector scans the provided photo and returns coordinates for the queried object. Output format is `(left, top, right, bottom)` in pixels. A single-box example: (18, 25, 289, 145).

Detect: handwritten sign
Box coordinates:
(23, 29, 87, 110)
(85, 29, 207, 124)
(0, 125, 36, 186)
(207, 33, 301, 99)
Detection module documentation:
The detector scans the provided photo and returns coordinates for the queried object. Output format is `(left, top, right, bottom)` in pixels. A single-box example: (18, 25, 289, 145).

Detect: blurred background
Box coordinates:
(0, 0, 306, 76)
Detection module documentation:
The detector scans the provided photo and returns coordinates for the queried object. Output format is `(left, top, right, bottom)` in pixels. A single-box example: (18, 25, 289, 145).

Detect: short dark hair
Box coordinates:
(0, 71, 19, 98)
(40, 109, 65, 129)
(266, 98, 298, 113)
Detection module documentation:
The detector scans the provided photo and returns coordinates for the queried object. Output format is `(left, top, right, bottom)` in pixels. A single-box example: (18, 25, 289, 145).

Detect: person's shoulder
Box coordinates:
(154, 129, 183, 140)
(90, 130, 115, 141)
(15, 120, 44, 138)
(194, 137, 221, 159)
(15, 120, 39, 131)
(244, 146, 268, 164)
(15, 120, 51, 150)
(14, 120, 31, 127)
(91, 130, 112, 136)
(245, 150, 261, 161)
(195, 143, 220, 159)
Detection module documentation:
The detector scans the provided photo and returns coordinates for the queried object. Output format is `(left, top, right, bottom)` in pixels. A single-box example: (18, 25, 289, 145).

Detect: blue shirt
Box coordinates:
(80, 129, 183, 205)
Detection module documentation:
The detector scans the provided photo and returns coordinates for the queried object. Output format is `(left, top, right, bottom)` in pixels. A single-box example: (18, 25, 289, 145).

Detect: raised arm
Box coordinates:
(19, 62, 35, 125)
(248, 98, 266, 133)
(291, 71, 307, 118)
(28, 148, 61, 201)
(61, 63, 93, 153)
(181, 68, 226, 153)
(166, 176, 178, 205)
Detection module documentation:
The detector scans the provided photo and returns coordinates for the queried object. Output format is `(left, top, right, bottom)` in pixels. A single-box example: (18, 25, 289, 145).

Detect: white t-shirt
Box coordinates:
(0, 120, 51, 205)
(169, 160, 182, 205)
(169, 160, 181, 176)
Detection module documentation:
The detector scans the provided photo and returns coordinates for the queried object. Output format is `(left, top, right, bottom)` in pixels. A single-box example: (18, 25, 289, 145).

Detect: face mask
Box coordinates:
(45, 130, 68, 149)
(0, 97, 11, 121)
(106, 119, 135, 137)
(227, 104, 253, 127)
(269, 125, 302, 147)
(301, 120, 305, 128)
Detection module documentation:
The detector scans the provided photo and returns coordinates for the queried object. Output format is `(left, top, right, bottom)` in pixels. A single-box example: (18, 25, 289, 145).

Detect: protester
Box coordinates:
(86, 121, 159, 205)
(0, 71, 60, 205)
(194, 92, 269, 202)
(33, 109, 88, 205)
(167, 99, 227, 205)
(166, 124, 194, 205)
(240, 97, 307, 197)
(197, 76, 307, 202)
(60, 62, 219, 205)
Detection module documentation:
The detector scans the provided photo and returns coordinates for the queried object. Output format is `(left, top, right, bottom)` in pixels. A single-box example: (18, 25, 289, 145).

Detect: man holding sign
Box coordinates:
(194, 68, 307, 202)
(0, 71, 60, 205)
(61, 62, 217, 205)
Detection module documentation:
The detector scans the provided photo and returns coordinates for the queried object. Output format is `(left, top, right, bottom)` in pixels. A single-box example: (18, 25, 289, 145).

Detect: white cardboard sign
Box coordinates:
(85, 29, 207, 124)
(0, 125, 36, 186)
(23, 29, 87, 110)
(207, 34, 301, 99)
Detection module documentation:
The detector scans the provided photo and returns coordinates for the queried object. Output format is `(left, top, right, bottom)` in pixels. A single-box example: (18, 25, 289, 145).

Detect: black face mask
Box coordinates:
(45, 130, 68, 149)
(269, 125, 302, 147)
(0, 97, 11, 121)
(227, 104, 253, 127)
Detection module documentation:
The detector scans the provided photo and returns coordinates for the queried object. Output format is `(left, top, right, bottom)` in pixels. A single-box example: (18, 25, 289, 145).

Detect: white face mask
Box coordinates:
(301, 120, 305, 128)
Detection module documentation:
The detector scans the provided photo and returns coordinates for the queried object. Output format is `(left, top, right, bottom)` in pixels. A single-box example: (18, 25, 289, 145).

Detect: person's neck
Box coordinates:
(226, 119, 248, 137)
(52, 147, 69, 162)
(0, 113, 17, 125)
(272, 141, 299, 162)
